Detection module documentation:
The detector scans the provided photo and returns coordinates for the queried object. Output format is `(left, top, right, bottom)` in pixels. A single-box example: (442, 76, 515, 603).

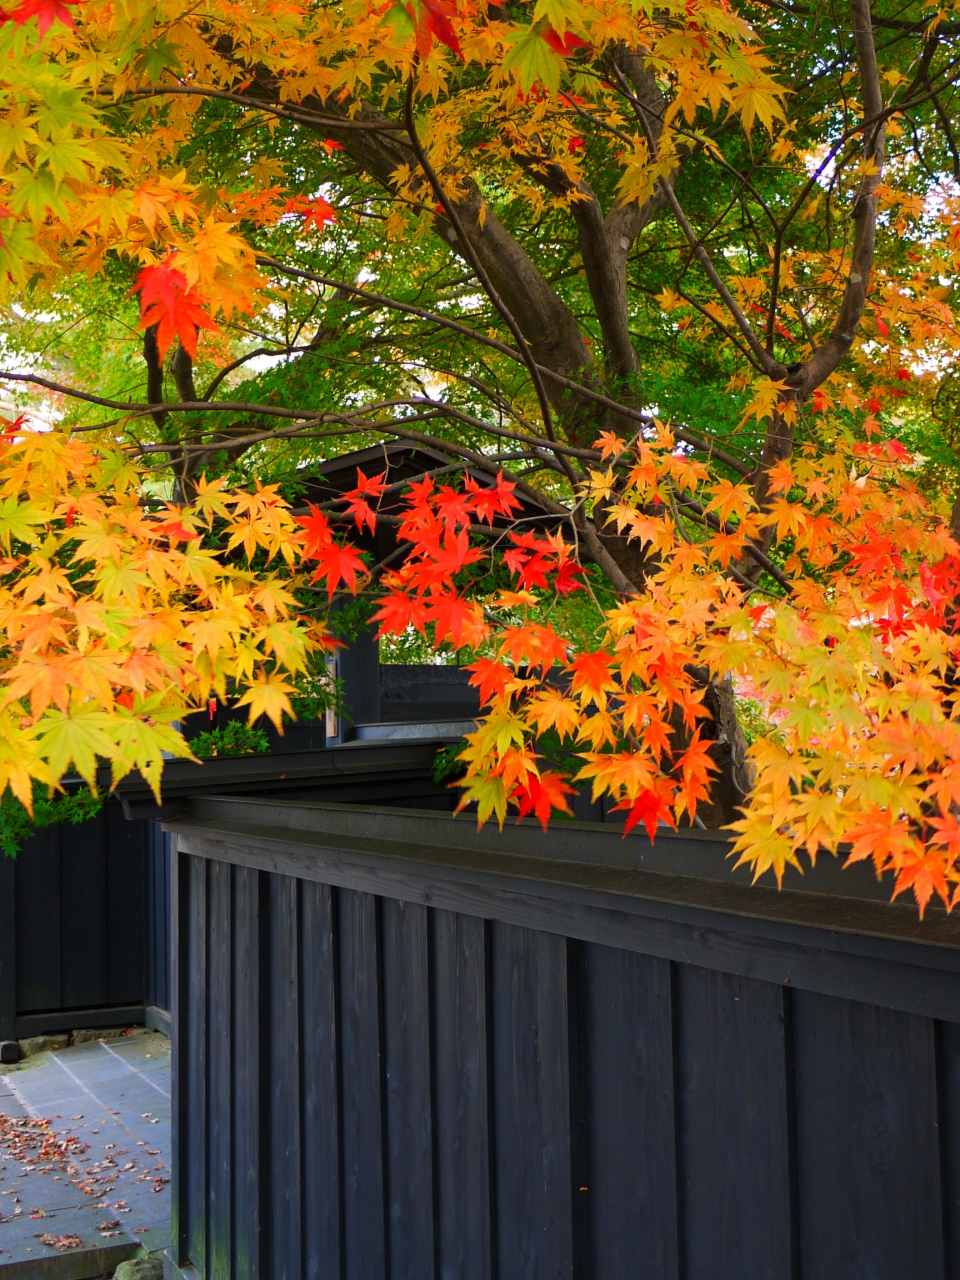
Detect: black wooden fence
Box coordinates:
(0, 802, 169, 1046)
(163, 795, 960, 1280)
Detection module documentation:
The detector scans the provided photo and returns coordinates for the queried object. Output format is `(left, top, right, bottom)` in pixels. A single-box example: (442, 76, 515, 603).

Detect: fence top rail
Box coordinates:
(166, 795, 960, 956)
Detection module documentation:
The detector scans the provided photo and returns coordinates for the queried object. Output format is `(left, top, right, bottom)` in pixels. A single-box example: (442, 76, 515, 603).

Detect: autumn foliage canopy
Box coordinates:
(2, 0, 960, 911)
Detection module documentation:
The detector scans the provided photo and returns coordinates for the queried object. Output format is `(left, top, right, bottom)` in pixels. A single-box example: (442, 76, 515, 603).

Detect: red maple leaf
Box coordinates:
(373, 591, 429, 636)
(417, 530, 484, 585)
(4, 0, 78, 36)
(0, 413, 26, 437)
(308, 541, 368, 596)
(467, 657, 513, 706)
(498, 621, 569, 670)
(433, 485, 473, 528)
(301, 196, 336, 231)
(425, 592, 488, 647)
(343, 469, 387, 534)
(296, 505, 333, 556)
(541, 26, 591, 54)
(464, 473, 521, 524)
(553, 557, 585, 595)
(612, 780, 677, 840)
(406, 0, 461, 56)
(511, 770, 576, 830)
(131, 257, 217, 361)
(848, 531, 903, 577)
(153, 518, 197, 543)
(675, 730, 718, 818)
(505, 547, 551, 590)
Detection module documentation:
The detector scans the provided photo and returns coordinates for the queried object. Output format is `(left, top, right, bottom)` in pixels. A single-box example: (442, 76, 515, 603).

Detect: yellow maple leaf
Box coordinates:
(235, 672, 296, 730)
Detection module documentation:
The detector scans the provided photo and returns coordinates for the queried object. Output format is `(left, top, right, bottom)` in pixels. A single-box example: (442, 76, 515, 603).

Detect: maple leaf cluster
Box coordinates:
(3, 415, 960, 916)
(0, 426, 335, 809)
(349, 428, 960, 918)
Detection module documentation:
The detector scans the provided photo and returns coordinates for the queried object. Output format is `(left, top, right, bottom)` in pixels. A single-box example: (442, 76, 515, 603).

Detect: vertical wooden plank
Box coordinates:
(0, 853, 15, 1041)
(675, 966, 793, 1280)
(14, 825, 61, 1014)
(433, 910, 492, 1280)
(207, 859, 233, 1280)
(566, 941, 590, 1280)
(234, 864, 265, 1280)
(60, 810, 106, 1008)
(338, 888, 386, 1280)
(269, 872, 303, 1280)
(185, 854, 209, 1276)
(793, 991, 944, 1280)
(491, 921, 573, 1280)
(169, 840, 189, 1268)
(382, 898, 434, 1280)
(105, 803, 146, 1007)
(145, 823, 171, 1012)
(301, 880, 341, 1280)
(581, 943, 679, 1280)
(939, 1020, 960, 1280)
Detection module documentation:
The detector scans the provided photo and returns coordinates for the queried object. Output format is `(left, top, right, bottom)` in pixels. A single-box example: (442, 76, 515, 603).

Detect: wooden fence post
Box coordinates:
(0, 853, 17, 1054)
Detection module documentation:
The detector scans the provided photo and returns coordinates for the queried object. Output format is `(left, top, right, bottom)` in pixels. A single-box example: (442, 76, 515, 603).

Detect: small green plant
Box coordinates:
(735, 697, 785, 748)
(0, 783, 104, 859)
(432, 742, 468, 786)
(191, 721, 271, 758)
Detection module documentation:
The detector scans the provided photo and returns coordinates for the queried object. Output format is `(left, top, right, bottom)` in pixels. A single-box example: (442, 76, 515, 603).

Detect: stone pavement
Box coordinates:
(0, 1030, 170, 1279)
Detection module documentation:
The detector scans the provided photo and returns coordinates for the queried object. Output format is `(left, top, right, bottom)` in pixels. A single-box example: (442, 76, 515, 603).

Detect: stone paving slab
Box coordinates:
(0, 1032, 171, 1278)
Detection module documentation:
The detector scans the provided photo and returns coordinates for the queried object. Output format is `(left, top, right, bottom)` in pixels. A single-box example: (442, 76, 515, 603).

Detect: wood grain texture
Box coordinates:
(0, 852, 15, 1041)
(10, 811, 152, 1025)
(15, 826, 61, 1014)
(581, 944, 679, 1280)
(170, 843, 188, 1267)
(146, 823, 172, 1012)
(164, 807, 960, 1280)
(172, 825, 960, 1024)
(381, 897, 435, 1280)
(338, 889, 387, 1280)
(793, 991, 945, 1280)
(105, 802, 147, 1006)
(60, 810, 106, 1009)
(300, 879, 342, 1280)
(207, 859, 233, 1280)
(432, 909, 493, 1280)
(676, 966, 794, 1280)
(185, 854, 208, 1275)
(232, 863, 264, 1280)
(491, 922, 573, 1280)
(269, 872, 303, 1280)
(939, 1020, 960, 1280)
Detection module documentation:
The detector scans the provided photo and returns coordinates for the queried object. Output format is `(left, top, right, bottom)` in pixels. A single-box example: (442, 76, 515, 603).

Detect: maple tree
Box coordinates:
(2, 0, 960, 909)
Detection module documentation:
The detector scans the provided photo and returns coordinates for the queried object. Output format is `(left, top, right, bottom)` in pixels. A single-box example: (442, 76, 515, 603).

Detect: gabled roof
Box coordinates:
(298, 441, 561, 564)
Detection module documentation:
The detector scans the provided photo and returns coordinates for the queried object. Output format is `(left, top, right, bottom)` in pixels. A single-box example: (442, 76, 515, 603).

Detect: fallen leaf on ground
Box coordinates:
(38, 1233, 82, 1250)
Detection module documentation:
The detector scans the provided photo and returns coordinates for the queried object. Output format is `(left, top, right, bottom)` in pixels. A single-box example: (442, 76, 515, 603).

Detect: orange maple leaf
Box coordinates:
(132, 257, 217, 361)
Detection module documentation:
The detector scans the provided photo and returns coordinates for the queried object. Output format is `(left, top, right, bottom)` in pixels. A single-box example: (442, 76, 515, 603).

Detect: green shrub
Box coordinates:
(190, 721, 271, 758)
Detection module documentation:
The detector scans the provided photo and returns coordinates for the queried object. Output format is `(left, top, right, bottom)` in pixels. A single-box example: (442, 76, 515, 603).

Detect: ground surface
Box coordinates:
(0, 1031, 170, 1278)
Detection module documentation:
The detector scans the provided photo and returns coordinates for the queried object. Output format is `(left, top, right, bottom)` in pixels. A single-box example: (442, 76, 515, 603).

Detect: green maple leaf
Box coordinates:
(503, 26, 564, 95)
(8, 165, 71, 222)
(0, 495, 50, 548)
(35, 707, 117, 788)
